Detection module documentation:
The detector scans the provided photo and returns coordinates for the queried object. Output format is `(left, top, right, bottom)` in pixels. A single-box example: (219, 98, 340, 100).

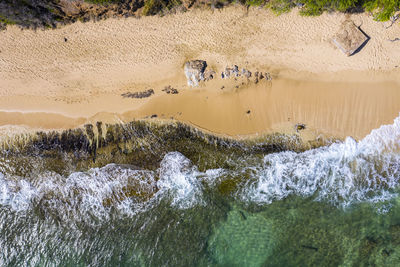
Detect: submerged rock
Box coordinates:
(184, 60, 207, 87)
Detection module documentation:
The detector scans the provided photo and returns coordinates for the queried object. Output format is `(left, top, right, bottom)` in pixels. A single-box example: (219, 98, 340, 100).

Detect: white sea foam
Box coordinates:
(1, 116, 400, 218)
(0, 164, 156, 222)
(242, 115, 400, 207)
(0, 152, 215, 220)
(0, 172, 38, 211)
(156, 152, 204, 209)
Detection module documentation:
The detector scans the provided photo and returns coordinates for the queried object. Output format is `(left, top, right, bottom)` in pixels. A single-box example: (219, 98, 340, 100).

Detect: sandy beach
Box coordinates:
(0, 6, 399, 140)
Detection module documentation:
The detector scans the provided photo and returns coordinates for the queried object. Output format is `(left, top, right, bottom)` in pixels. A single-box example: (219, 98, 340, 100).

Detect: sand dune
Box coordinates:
(0, 7, 399, 139)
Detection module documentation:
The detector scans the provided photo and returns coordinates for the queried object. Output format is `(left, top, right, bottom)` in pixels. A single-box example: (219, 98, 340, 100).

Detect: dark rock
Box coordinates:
(246, 110, 251, 114)
(121, 89, 154, 99)
(254, 71, 259, 84)
(151, 114, 158, 118)
(162, 85, 179, 94)
(204, 69, 216, 81)
(295, 123, 306, 132)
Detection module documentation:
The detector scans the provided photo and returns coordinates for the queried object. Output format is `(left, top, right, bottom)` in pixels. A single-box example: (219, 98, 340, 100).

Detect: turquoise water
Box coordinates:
(0, 118, 400, 266)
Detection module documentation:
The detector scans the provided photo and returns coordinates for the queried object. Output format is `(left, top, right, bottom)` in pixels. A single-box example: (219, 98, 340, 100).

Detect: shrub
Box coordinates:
(142, 0, 182, 16)
(363, 0, 400, 21)
(268, 0, 296, 14)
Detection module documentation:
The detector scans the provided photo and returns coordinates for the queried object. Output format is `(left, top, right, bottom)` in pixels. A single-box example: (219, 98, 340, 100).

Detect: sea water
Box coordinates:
(0, 117, 400, 266)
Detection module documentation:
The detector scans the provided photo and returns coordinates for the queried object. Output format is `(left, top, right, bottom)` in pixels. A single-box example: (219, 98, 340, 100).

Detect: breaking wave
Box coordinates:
(1, 116, 400, 222)
(0, 152, 217, 224)
(242, 115, 400, 207)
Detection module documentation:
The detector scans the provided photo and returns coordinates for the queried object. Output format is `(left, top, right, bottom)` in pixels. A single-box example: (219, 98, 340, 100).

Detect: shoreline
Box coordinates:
(1, 7, 400, 141)
(1, 70, 399, 142)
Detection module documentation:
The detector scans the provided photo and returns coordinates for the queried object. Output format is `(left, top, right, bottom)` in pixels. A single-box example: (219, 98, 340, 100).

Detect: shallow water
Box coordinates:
(0, 118, 400, 266)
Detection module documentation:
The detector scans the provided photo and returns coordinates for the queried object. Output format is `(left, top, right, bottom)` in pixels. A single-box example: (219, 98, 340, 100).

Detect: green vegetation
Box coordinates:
(267, 0, 296, 15)
(245, 0, 267, 6)
(364, 0, 400, 21)
(0, 14, 16, 25)
(0, 0, 398, 30)
(266, 0, 399, 20)
(142, 0, 182, 16)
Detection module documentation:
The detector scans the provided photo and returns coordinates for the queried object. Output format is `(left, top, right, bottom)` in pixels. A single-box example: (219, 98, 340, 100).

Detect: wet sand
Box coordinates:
(0, 7, 400, 140)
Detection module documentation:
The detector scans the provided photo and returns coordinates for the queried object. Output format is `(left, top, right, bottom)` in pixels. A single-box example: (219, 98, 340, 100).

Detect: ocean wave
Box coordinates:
(0, 152, 214, 222)
(1, 116, 400, 220)
(242, 115, 400, 207)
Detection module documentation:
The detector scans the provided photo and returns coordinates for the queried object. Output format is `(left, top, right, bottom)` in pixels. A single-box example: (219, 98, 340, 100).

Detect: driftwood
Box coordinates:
(385, 14, 399, 29)
(389, 38, 400, 42)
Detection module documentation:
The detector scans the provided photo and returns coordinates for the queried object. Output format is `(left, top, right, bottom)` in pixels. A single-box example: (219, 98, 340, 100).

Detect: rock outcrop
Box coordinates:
(221, 65, 271, 83)
(332, 20, 369, 56)
(183, 61, 271, 87)
(221, 65, 240, 78)
(184, 60, 207, 87)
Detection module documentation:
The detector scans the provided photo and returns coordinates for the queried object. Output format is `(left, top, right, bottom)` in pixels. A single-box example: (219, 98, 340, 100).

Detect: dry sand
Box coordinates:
(0, 6, 399, 140)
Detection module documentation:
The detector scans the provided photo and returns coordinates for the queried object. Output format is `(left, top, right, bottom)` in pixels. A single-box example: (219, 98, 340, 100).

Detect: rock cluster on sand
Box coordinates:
(184, 60, 271, 87)
(222, 65, 271, 83)
(221, 65, 240, 78)
(162, 85, 179, 94)
(254, 71, 272, 83)
(121, 89, 154, 98)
